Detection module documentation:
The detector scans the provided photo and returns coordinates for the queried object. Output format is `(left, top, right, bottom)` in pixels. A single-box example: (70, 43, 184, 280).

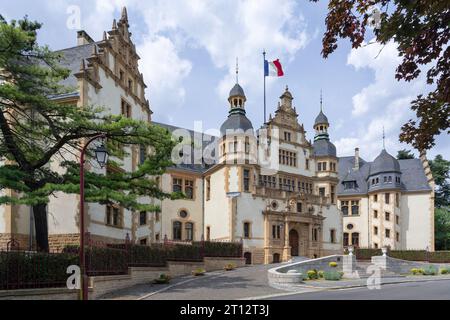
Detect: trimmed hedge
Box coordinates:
(195, 241, 242, 258)
(63, 245, 128, 276)
(0, 251, 78, 290)
(355, 248, 450, 263)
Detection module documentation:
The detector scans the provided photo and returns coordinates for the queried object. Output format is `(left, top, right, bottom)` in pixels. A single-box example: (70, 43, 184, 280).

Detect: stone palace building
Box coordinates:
(0, 8, 435, 263)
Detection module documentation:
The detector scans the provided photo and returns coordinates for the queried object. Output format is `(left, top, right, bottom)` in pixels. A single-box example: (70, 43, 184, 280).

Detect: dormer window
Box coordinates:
(343, 181, 357, 190)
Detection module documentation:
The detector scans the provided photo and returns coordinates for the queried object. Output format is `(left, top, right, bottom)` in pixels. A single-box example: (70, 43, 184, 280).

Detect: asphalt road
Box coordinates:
(268, 280, 450, 300)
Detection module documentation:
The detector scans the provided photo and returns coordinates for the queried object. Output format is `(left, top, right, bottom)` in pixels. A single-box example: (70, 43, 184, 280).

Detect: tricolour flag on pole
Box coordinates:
(264, 59, 284, 77)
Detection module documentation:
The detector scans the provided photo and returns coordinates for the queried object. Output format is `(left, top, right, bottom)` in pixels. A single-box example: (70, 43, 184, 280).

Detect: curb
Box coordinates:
(254, 277, 450, 300)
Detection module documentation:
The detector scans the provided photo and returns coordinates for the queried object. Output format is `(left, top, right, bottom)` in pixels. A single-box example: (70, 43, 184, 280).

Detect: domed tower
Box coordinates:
(313, 92, 338, 204)
(368, 149, 402, 192)
(218, 81, 255, 165)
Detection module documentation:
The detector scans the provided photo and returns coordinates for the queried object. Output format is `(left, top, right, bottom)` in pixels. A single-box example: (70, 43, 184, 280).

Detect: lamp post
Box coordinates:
(79, 134, 108, 300)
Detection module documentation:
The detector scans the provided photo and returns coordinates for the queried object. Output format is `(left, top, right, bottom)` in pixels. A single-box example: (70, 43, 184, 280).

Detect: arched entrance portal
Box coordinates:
(244, 252, 252, 265)
(289, 229, 299, 256)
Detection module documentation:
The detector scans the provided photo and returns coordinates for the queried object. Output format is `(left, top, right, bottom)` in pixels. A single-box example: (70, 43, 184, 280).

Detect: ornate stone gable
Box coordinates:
(75, 7, 150, 113)
(266, 87, 310, 147)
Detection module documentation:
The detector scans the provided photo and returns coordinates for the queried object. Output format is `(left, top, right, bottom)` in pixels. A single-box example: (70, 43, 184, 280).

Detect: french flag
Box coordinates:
(264, 59, 284, 77)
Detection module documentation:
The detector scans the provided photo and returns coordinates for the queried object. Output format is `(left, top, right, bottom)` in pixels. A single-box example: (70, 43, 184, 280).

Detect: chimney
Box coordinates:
(77, 30, 94, 46)
(354, 148, 360, 170)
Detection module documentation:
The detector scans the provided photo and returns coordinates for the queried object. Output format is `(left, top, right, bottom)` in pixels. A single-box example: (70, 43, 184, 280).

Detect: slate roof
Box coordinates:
(313, 139, 336, 157)
(153, 122, 218, 174)
(314, 110, 329, 125)
(55, 43, 97, 88)
(337, 155, 431, 195)
(369, 149, 401, 175)
(229, 83, 246, 98)
(220, 113, 254, 136)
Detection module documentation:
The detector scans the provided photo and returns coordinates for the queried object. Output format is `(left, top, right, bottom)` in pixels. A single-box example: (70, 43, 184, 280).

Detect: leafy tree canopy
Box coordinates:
(397, 149, 415, 160)
(0, 16, 179, 251)
(313, 0, 449, 151)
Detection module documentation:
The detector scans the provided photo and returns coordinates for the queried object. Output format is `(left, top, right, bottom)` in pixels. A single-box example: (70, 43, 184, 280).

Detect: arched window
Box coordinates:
(173, 221, 182, 240)
(185, 222, 194, 241)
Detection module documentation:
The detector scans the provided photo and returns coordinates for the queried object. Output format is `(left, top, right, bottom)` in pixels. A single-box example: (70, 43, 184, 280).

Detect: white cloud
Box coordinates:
(335, 39, 431, 160)
(138, 0, 309, 100)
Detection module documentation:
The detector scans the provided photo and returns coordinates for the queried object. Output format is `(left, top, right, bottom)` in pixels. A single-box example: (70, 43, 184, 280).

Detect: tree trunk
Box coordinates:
(33, 203, 49, 252)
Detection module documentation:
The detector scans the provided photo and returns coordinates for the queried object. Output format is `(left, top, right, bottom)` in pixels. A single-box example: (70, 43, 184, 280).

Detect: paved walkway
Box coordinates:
(101, 262, 319, 300)
(99, 260, 450, 300)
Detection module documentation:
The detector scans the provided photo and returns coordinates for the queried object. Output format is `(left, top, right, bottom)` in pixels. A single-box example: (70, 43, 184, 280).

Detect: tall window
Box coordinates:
(385, 212, 390, 221)
(341, 201, 349, 216)
(312, 228, 318, 242)
(173, 178, 182, 193)
(305, 159, 310, 170)
(139, 145, 146, 165)
(374, 210, 378, 219)
(318, 162, 322, 171)
(396, 215, 400, 225)
(330, 185, 336, 204)
(284, 131, 291, 141)
(385, 228, 391, 239)
(395, 193, 400, 207)
(243, 169, 250, 192)
(374, 226, 378, 235)
(385, 193, 390, 204)
(206, 226, 211, 241)
(396, 232, 400, 242)
(206, 178, 211, 201)
(243, 222, 251, 238)
(351, 200, 359, 216)
(245, 137, 250, 154)
(319, 187, 326, 197)
(106, 205, 121, 227)
(185, 180, 194, 199)
(121, 100, 131, 118)
(343, 233, 349, 246)
(330, 229, 336, 243)
(185, 222, 193, 241)
(296, 202, 302, 213)
(351, 233, 360, 247)
(279, 149, 297, 167)
(272, 225, 281, 239)
(374, 194, 378, 202)
(139, 211, 147, 226)
(173, 221, 182, 240)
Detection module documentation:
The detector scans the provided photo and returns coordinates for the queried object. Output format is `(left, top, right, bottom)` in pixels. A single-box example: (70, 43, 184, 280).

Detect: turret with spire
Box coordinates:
(313, 91, 336, 157)
(220, 60, 253, 137)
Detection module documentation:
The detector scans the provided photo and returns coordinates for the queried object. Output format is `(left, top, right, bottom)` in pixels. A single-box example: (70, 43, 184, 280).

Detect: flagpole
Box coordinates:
(263, 50, 266, 124)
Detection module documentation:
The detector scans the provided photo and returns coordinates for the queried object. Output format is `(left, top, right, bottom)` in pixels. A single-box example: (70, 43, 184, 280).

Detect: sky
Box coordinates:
(1, 0, 448, 161)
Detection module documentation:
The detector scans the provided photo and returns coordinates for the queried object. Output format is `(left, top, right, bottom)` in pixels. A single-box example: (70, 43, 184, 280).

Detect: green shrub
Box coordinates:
(423, 266, 438, 276)
(324, 271, 343, 281)
(192, 268, 206, 276)
(318, 270, 324, 279)
(0, 251, 79, 290)
(153, 273, 171, 284)
(440, 268, 449, 275)
(410, 268, 423, 275)
(224, 263, 236, 271)
(329, 262, 338, 268)
(307, 269, 318, 280)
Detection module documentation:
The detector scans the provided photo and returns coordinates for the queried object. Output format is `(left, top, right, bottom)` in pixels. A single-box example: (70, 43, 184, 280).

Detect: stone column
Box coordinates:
(282, 219, 291, 261)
